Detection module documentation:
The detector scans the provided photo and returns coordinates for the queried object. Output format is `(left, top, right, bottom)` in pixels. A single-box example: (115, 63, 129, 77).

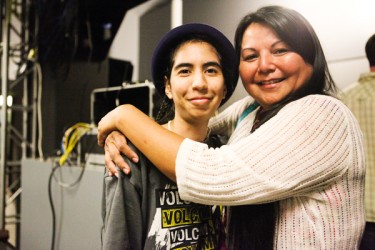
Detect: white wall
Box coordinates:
(109, 0, 170, 80)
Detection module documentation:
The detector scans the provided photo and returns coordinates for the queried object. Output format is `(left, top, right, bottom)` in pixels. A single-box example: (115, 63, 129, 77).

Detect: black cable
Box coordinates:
(48, 162, 59, 250)
(47, 127, 96, 250)
(48, 147, 90, 250)
(52, 161, 86, 188)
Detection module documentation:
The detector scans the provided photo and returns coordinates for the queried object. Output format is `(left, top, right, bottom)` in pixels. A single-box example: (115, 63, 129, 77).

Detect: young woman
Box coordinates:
(99, 6, 365, 249)
(101, 23, 238, 249)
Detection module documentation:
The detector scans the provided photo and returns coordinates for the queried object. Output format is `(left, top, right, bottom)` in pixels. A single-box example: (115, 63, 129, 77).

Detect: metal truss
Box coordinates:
(1, 0, 38, 246)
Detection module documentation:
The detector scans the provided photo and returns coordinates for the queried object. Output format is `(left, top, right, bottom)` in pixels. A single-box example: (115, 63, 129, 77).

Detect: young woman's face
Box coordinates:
(166, 41, 226, 122)
(239, 22, 313, 109)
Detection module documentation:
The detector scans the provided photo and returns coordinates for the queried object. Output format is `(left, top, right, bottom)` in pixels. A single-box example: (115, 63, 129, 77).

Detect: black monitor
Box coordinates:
(90, 82, 159, 125)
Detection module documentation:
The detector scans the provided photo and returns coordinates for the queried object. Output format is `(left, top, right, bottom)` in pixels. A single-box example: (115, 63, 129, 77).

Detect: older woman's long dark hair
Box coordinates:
(228, 6, 337, 249)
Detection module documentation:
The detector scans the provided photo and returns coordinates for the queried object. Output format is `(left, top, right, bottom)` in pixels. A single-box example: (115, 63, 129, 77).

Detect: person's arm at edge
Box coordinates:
(98, 104, 182, 182)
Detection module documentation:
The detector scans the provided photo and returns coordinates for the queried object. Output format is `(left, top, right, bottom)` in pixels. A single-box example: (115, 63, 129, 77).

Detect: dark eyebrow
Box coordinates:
(203, 61, 222, 69)
(271, 40, 286, 48)
(241, 40, 285, 52)
(173, 61, 221, 70)
(173, 63, 193, 70)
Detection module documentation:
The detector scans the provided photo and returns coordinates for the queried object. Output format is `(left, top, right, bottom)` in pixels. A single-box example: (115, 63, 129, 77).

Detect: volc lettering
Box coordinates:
(174, 210, 183, 224)
(166, 191, 176, 205)
(177, 229, 185, 241)
(159, 189, 192, 206)
(192, 227, 199, 240)
(170, 228, 200, 243)
(190, 207, 200, 223)
(159, 191, 166, 206)
(163, 210, 173, 225)
(174, 209, 198, 224)
(170, 230, 178, 242)
(162, 208, 203, 227)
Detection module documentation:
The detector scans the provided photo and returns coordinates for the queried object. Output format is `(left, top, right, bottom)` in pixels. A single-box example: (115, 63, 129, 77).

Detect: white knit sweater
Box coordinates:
(175, 95, 365, 249)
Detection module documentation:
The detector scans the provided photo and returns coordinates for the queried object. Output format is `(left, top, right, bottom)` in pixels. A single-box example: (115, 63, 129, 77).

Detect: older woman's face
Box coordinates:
(239, 22, 313, 109)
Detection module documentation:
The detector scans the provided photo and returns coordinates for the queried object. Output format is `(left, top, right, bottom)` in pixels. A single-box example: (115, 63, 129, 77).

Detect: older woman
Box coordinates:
(98, 6, 365, 249)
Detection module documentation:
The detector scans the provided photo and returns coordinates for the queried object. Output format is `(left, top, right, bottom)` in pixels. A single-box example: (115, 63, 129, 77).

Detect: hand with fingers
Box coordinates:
(97, 107, 139, 177)
(103, 131, 139, 176)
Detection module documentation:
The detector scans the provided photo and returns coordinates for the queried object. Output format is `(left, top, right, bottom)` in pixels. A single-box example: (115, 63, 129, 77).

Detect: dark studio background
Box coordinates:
(4, 1, 373, 248)
(37, 0, 148, 157)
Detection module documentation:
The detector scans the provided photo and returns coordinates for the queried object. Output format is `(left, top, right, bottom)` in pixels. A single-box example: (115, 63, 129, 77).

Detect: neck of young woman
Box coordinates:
(163, 116, 210, 142)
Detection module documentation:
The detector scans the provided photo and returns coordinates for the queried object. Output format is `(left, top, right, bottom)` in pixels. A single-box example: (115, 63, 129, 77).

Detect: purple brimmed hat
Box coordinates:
(151, 23, 239, 106)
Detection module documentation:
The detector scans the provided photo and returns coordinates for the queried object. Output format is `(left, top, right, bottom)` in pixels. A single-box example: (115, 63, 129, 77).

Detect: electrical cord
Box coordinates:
(35, 61, 44, 159)
(59, 122, 94, 166)
(48, 123, 99, 249)
(48, 159, 88, 250)
(48, 162, 59, 250)
(48, 159, 87, 250)
(52, 161, 86, 189)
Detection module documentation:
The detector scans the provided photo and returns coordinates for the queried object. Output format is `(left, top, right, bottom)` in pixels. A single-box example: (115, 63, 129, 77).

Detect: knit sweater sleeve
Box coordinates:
(175, 95, 363, 205)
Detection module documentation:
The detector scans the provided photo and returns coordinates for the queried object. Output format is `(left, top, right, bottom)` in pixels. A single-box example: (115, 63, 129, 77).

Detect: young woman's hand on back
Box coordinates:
(102, 130, 138, 176)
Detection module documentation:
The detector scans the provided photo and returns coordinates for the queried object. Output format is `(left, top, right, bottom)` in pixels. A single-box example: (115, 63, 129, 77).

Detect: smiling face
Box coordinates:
(165, 41, 226, 123)
(239, 22, 313, 110)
